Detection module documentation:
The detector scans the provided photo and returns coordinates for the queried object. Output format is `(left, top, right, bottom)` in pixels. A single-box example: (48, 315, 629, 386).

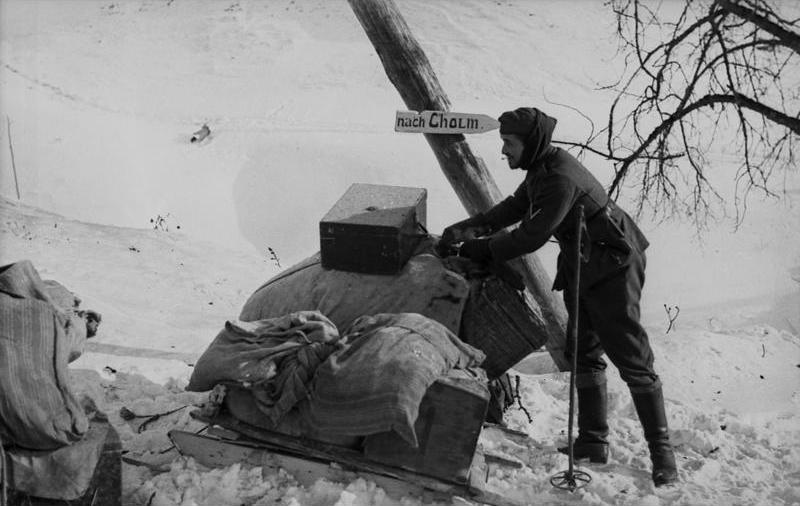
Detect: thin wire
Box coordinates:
(1, 435, 7, 506)
(6, 116, 20, 200)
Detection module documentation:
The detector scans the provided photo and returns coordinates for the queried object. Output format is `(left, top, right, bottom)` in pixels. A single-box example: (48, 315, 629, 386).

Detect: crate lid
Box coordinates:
(321, 183, 426, 227)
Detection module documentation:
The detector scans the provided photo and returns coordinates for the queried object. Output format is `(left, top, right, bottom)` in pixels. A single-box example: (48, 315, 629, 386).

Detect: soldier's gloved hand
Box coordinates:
(441, 217, 473, 245)
(459, 238, 493, 263)
(441, 216, 489, 245)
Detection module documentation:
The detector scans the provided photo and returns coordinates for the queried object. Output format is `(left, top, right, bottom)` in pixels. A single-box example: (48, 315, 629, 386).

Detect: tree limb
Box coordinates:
(610, 92, 800, 193)
(716, 0, 800, 55)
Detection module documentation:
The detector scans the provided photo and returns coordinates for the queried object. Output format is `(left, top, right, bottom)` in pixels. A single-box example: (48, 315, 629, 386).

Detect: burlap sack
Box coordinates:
(239, 242, 470, 335)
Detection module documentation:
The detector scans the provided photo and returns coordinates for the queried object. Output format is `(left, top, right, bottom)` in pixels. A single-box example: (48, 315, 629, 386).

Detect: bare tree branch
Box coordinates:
(716, 0, 800, 55)
(591, 0, 799, 226)
(609, 92, 799, 193)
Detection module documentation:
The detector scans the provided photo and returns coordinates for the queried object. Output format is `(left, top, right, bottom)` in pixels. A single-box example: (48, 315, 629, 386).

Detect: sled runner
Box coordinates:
(169, 410, 527, 506)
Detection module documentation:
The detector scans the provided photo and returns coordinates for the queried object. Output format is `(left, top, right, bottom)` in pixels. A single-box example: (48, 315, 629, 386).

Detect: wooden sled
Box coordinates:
(170, 411, 527, 506)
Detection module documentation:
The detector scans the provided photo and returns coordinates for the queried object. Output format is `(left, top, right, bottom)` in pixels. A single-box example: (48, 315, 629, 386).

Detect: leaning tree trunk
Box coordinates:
(347, 0, 569, 371)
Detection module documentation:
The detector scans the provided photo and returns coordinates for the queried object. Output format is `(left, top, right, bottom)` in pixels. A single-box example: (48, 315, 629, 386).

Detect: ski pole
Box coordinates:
(550, 204, 592, 492)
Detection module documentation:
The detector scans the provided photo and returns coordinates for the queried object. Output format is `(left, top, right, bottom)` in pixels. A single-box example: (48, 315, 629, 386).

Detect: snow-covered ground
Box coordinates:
(1, 1, 798, 505)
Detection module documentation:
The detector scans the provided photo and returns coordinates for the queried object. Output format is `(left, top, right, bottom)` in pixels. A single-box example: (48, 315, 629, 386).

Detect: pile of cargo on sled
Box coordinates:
(172, 183, 547, 504)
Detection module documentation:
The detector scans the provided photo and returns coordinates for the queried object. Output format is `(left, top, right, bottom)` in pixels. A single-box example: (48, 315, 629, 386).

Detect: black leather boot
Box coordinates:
(558, 383, 609, 463)
(631, 386, 678, 487)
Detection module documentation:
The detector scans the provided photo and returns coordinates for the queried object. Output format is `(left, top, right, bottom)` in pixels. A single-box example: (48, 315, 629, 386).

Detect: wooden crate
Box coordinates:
(320, 183, 427, 275)
(363, 369, 489, 484)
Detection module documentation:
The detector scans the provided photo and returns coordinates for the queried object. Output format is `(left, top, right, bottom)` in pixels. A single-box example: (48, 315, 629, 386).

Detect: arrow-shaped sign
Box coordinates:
(395, 111, 500, 134)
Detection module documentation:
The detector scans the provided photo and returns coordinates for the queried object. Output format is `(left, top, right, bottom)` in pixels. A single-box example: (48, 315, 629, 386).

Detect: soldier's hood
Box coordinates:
(498, 107, 557, 168)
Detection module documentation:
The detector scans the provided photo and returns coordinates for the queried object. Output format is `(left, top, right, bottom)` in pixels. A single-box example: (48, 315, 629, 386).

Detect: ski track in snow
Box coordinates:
(2, 63, 114, 112)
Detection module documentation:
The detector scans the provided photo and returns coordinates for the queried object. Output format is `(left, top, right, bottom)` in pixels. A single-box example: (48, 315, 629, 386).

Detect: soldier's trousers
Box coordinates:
(564, 248, 661, 393)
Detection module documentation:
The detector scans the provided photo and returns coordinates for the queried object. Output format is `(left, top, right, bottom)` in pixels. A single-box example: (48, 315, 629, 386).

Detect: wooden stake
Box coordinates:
(6, 116, 20, 200)
(347, 0, 569, 370)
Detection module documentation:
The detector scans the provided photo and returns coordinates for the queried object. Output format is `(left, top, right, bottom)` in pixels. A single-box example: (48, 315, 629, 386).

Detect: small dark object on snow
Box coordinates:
(119, 406, 137, 421)
(190, 124, 211, 143)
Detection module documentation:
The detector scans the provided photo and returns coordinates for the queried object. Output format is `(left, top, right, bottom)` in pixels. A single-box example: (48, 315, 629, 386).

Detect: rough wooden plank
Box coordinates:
(171, 430, 455, 503)
(363, 371, 489, 483)
(190, 411, 455, 493)
(346, 0, 568, 370)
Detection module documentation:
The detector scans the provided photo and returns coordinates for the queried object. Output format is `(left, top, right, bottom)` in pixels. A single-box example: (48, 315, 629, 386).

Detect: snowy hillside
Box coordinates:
(1, 1, 799, 505)
(2, 196, 798, 505)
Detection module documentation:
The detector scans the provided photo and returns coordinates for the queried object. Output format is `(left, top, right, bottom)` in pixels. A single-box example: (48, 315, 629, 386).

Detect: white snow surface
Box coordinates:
(1, 1, 799, 505)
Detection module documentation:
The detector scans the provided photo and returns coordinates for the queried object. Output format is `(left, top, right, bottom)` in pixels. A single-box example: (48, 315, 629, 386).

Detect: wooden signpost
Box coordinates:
(348, 0, 569, 371)
(395, 111, 500, 134)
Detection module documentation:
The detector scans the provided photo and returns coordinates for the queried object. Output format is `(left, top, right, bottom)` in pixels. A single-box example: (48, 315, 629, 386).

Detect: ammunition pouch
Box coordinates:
(553, 203, 648, 292)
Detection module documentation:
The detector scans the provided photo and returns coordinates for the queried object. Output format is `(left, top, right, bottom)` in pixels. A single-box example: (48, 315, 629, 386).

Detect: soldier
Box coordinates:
(440, 107, 678, 487)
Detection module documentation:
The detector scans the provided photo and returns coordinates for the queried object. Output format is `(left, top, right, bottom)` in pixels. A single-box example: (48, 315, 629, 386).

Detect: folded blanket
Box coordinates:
(302, 312, 485, 447)
(188, 311, 341, 426)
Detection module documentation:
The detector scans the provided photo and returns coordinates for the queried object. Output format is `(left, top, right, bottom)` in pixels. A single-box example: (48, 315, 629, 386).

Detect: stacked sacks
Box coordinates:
(204, 312, 486, 450)
(220, 238, 545, 439)
(240, 239, 546, 379)
(239, 239, 470, 336)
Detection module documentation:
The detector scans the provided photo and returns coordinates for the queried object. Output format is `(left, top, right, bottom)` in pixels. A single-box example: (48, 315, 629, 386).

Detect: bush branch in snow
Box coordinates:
(150, 214, 181, 232)
(664, 304, 680, 333)
(267, 247, 281, 268)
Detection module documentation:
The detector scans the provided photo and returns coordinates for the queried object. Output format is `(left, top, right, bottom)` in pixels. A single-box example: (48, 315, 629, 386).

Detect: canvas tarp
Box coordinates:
(239, 241, 470, 336)
(187, 311, 341, 426)
(4, 420, 113, 500)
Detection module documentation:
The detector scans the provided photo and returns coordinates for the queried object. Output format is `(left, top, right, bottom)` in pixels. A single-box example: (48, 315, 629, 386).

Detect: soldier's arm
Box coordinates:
(488, 174, 576, 261)
(478, 181, 530, 232)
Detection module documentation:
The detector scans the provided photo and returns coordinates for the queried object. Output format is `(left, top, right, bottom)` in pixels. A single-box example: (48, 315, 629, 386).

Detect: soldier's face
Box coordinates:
(501, 134, 525, 169)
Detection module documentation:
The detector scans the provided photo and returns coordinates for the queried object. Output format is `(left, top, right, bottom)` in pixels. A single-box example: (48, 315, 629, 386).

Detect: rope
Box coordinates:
(513, 375, 533, 423)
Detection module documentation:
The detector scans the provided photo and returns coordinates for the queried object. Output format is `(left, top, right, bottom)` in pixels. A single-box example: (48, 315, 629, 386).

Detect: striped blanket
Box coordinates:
(0, 260, 88, 450)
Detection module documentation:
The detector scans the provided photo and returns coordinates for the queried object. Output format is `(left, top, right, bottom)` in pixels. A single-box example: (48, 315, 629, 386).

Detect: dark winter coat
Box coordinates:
(478, 144, 649, 292)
